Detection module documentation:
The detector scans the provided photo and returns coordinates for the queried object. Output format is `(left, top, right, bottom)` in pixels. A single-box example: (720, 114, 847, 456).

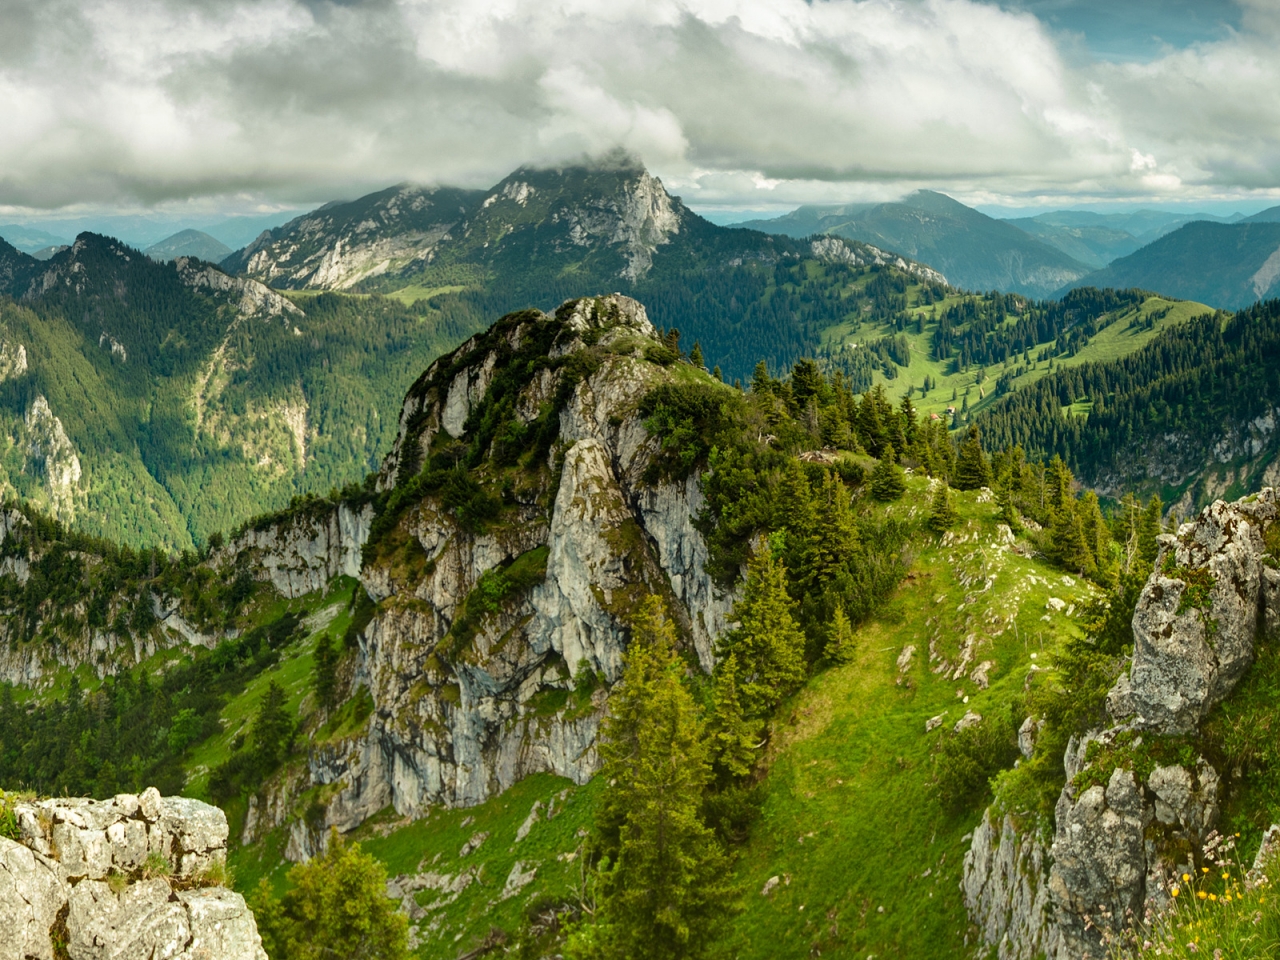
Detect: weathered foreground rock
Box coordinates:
(964, 490, 1280, 959)
(0, 788, 266, 960)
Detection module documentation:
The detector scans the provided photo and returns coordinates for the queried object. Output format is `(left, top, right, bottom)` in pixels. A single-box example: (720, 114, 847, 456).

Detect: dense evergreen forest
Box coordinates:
(976, 298, 1280, 495)
(0, 235, 484, 549)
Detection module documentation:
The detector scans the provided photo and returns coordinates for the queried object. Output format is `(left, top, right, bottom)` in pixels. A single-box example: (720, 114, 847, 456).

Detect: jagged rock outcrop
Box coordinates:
(964, 490, 1280, 959)
(173, 256, 303, 321)
(1114, 490, 1277, 733)
(809, 236, 948, 286)
(0, 788, 266, 960)
(24, 394, 81, 518)
(248, 295, 738, 852)
(223, 501, 373, 599)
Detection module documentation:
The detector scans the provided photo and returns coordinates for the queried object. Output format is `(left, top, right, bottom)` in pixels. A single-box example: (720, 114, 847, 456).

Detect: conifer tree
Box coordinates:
(824, 606, 856, 664)
(718, 549, 807, 717)
(996, 468, 1021, 533)
(252, 680, 294, 770)
(1050, 502, 1096, 577)
(689, 341, 705, 369)
(954, 425, 992, 490)
(591, 597, 736, 960)
(251, 829, 409, 960)
(751, 360, 773, 395)
(1138, 495, 1163, 567)
(1046, 455, 1074, 515)
(314, 636, 339, 714)
(707, 654, 760, 781)
(928, 481, 959, 532)
(869, 444, 907, 501)
(798, 472, 860, 597)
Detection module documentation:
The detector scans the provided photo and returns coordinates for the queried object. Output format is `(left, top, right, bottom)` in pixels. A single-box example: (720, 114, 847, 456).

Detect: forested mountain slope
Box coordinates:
(222, 159, 952, 382)
(0, 234, 480, 549)
(3, 292, 1280, 959)
(975, 298, 1280, 514)
(1061, 220, 1280, 310)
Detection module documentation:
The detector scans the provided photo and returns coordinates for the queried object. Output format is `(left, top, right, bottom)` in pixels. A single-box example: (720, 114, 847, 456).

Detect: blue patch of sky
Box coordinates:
(999, 0, 1243, 62)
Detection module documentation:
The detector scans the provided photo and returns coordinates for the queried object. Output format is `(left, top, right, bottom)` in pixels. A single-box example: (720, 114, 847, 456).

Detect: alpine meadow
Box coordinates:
(4, 3, 1280, 960)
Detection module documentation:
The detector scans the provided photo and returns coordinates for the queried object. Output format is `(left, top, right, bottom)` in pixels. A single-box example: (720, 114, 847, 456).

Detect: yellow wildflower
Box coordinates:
(1198, 891, 1208, 900)
(1172, 886, 1181, 897)
(1183, 873, 1191, 882)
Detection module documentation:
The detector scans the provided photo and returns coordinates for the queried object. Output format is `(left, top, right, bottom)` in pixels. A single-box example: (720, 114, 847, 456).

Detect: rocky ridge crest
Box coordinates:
(243, 294, 736, 855)
(963, 489, 1280, 959)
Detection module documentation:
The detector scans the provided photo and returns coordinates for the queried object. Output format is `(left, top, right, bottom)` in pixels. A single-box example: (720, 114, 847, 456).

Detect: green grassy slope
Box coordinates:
(720, 475, 1092, 959)
(818, 285, 1212, 423)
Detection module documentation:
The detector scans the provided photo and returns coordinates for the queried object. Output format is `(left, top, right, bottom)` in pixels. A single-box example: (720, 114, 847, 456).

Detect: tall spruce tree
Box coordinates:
(928, 481, 959, 532)
(824, 606, 856, 664)
(869, 444, 907, 502)
(589, 597, 736, 960)
(718, 549, 807, 717)
(1050, 502, 1096, 577)
(707, 653, 760, 782)
(954, 425, 992, 490)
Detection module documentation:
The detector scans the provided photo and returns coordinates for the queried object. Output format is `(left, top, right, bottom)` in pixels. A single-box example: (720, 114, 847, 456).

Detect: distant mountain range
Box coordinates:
(732, 191, 1092, 298)
(1060, 220, 1280, 309)
(1004, 209, 1249, 268)
(144, 229, 233, 263)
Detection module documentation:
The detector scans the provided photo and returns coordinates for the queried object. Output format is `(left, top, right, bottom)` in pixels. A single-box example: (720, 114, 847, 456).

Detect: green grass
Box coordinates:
(382, 284, 469, 306)
(219, 478, 1096, 959)
(722, 476, 1093, 959)
(231, 772, 601, 958)
(818, 293, 1213, 425)
(183, 578, 358, 799)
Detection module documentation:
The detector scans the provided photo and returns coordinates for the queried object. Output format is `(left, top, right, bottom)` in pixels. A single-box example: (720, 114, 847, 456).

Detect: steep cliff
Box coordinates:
(963, 489, 1280, 959)
(243, 295, 737, 852)
(0, 788, 266, 960)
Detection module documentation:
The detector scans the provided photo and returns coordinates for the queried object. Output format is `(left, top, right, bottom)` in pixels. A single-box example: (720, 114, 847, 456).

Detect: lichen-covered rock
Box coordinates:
(1049, 768, 1149, 957)
(1118, 490, 1276, 733)
(966, 490, 1280, 960)
(0, 790, 266, 960)
(0, 836, 63, 960)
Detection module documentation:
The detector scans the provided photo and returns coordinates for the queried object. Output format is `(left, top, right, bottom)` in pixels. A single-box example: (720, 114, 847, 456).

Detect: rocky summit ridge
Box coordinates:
(963, 488, 1280, 959)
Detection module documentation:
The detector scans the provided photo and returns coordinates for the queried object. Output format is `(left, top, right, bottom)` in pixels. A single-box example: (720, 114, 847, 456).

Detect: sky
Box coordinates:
(0, 0, 1277, 239)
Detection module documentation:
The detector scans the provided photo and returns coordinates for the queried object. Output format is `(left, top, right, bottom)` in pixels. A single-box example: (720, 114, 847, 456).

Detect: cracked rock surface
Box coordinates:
(0, 788, 266, 960)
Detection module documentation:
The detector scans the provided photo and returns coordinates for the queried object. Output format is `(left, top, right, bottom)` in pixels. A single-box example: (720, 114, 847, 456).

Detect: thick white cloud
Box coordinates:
(0, 0, 1275, 211)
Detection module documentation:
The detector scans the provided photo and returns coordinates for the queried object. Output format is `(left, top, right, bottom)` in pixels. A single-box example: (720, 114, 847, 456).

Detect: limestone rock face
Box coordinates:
(223, 501, 373, 599)
(250, 295, 739, 852)
(0, 789, 266, 960)
(1120, 490, 1276, 733)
